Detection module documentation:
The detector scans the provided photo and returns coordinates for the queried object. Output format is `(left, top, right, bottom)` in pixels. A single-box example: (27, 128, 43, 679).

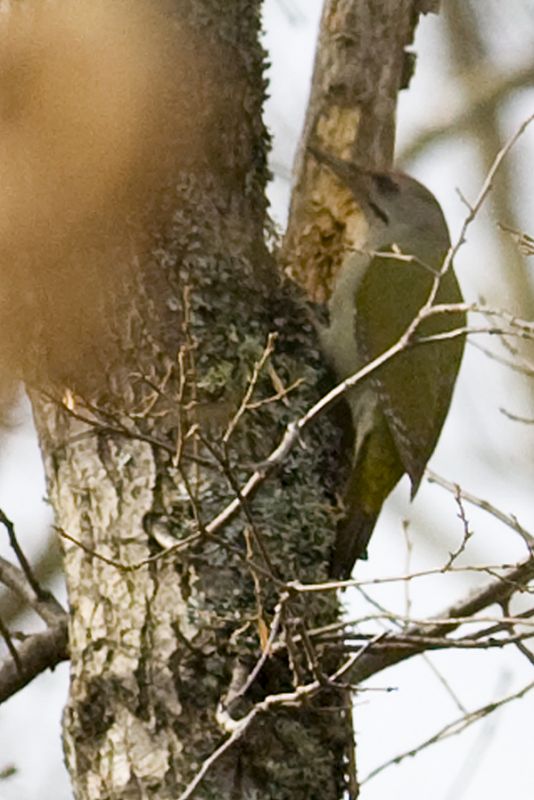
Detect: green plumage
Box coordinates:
(313, 150, 465, 578)
(355, 243, 465, 494)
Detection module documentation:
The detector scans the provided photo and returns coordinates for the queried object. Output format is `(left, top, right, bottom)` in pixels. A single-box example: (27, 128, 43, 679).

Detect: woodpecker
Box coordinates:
(312, 149, 465, 578)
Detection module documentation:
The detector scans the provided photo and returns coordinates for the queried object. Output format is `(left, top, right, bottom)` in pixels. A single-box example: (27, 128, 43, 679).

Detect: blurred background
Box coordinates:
(1, 1, 533, 797)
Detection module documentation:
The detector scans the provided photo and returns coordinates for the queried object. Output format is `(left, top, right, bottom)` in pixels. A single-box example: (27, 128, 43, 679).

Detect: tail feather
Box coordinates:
(329, 510, 379, 579)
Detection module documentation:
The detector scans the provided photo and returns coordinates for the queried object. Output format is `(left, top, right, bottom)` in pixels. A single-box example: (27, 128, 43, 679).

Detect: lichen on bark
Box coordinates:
(26, 2, 351, 798)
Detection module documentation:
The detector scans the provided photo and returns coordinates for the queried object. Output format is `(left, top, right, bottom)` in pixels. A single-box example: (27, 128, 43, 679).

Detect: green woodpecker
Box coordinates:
(313, 149, 465, 578)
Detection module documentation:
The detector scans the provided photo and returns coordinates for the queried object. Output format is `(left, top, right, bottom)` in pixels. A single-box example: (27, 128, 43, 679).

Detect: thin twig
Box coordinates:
(0, 556, 64, 626)
(178, 635, 385, 800)
(500, 407, 534, 425)
(0, 617, 22, 675)
(513, 641, 534, 666)
(199, 434, 279, 582)
(469, 338, 534, 378)
(339, 631, 532, 652)
(0, 621, 68, 703)
(0, 511, 47, 601)
(56, 526, 203, 570)
(223, 333, 277, 443)
(427, 470, 534, 549)
(421, 654, 468, 715)
(224, 595, 288, 710)
(43, 301, 534, 577)
(402, 519, 413, 626)
(442, 486, 474, 569)
(33, 119, 534, 589)
(349, 556, 534, 685)
(362, 681, 534, 784)
(498, 222, 534, 256)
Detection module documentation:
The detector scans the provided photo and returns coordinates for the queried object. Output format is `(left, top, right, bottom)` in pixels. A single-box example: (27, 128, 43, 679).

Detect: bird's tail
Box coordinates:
(329, 510, 378, 580)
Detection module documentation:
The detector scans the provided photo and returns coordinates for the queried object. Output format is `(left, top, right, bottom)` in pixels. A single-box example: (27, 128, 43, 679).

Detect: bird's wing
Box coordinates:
(354, 251, 465, 494)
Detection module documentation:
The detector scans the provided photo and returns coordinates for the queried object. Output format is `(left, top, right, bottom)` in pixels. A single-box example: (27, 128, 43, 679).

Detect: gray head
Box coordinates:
(309, 146, 451, 256)
(366, 172, 450, 254)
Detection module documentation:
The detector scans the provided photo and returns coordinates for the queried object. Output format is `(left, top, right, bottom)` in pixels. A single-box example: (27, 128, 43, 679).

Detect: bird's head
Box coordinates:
(309, 146, 451, 255)
(366, 171, 450, 254)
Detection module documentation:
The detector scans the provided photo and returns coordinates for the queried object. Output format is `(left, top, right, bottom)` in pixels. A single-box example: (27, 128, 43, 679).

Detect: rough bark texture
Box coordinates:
(29, 2, 351, 799)
(14, 1, 442, 798)
(283, 0, 433, 301)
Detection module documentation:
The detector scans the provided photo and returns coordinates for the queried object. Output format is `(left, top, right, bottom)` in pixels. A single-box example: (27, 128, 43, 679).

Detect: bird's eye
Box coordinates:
(372, 174, 399, 195)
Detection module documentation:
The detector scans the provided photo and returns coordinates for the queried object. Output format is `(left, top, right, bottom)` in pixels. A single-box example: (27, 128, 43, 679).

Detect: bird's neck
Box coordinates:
(321, 251, 371, 378)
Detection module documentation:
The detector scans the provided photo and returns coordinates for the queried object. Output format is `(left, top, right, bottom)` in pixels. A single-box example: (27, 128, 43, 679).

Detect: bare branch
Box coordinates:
(513, 641, 534, 667)
(0, 617, 22, 674)
(0, 622, 68, 704)
(222, 333, 277, 443)
(348, 555, 534, 683)
(338, 631, 533, 652)
(178, 634, 386, 800)
(442, 486, 474, 569)
(427, 470, 534, 549)
(0, 510, 48, 601)
(0, 556, 65, 626)
(420, 654, 468, 715)
(498, 222, 534, 256)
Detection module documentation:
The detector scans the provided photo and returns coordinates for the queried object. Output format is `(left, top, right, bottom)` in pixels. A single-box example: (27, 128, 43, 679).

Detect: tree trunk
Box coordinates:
(13, 0, 442, 797)
(284, 0, 432, 300)
(28, 1, 349, 798)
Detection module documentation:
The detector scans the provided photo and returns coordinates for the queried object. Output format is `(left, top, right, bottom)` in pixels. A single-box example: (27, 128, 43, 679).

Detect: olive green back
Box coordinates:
(354, 251, 465, 494)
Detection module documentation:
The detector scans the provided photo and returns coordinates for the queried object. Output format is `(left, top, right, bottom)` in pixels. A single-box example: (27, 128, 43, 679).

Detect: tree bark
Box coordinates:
(28, 2, 349, 798)
(284, 0, 434, 301)
(12, 1, 440, 798)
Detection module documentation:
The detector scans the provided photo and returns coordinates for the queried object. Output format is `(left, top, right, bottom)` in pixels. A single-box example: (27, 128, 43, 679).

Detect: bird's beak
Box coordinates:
(308, 145, 387, 222)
